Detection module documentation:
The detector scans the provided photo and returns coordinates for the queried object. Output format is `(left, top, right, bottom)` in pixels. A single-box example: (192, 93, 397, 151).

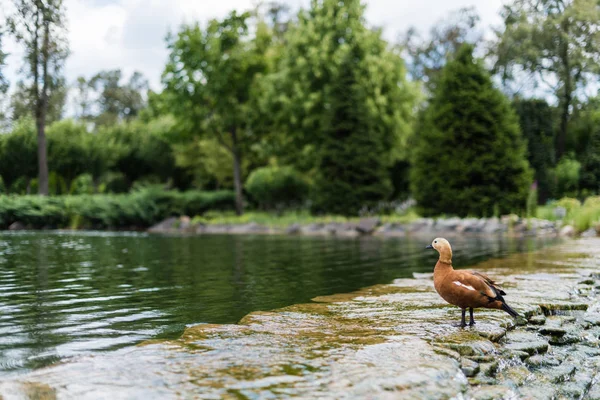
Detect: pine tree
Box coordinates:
(580, 127, 600, 194)
(411, 44, 532, 217)
(312, 51, 392, 215)
(261, 0, 417, 215)
(512, 98, 556, 203)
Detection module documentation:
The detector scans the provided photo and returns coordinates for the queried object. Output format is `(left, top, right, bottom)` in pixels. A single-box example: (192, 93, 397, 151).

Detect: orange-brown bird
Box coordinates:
(426, 237, 519, 327)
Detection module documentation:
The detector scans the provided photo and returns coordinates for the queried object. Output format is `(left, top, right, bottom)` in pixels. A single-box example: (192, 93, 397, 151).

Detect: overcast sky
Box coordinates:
(3, 0, 505, 96)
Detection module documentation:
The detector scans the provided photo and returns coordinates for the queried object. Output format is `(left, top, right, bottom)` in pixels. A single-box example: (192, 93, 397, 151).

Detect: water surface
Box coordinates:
(0, 231, 558, 375)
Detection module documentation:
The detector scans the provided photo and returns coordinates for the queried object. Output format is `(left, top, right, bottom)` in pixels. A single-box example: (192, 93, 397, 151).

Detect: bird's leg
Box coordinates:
(459, 308, 467, 328)
(469, 308, 475, 326)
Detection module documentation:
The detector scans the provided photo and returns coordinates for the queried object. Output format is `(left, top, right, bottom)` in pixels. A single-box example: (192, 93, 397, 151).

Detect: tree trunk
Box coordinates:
(231, 128, 244, 215)
(36, 118, 49, 195)
(557, 19, 571, 161)
(37, 10, 51, 196)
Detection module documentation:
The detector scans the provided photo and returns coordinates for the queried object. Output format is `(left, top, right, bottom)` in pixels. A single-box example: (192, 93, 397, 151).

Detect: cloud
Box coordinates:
(3, 0, 505, 99)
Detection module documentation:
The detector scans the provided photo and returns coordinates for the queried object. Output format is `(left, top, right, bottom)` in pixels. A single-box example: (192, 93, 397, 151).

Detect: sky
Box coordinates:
(2, 0, 505, 106)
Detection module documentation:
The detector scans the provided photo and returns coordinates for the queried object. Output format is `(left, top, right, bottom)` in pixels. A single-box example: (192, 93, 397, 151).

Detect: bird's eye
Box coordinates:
(434, 241, 437, 244)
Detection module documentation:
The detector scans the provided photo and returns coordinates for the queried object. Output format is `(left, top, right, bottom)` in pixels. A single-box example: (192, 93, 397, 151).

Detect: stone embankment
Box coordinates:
(2, 238, 600, 399)
(149, 215, 574, 238)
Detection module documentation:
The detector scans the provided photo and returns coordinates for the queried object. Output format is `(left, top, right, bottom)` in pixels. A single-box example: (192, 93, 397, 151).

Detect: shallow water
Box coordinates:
(0, 231, 558, 376)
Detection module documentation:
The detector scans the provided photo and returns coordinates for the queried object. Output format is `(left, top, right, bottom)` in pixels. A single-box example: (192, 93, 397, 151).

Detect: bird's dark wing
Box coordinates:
(470, 271, 506, 296)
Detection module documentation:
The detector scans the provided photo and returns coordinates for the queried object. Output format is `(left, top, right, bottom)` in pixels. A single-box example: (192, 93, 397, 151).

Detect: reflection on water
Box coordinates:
(0, 231, 558, 375)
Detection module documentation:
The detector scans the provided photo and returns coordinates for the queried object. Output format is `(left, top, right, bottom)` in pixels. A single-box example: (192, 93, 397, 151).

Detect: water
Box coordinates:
(0, 231, 558, 376)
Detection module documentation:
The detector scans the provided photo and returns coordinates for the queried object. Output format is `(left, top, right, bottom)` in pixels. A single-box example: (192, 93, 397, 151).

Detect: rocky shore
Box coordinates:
(148, 214, 582, 238)
(2, 238, 600, 399)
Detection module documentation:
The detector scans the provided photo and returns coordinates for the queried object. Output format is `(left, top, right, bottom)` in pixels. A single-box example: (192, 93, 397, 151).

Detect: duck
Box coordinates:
(426, 237, 519, 327)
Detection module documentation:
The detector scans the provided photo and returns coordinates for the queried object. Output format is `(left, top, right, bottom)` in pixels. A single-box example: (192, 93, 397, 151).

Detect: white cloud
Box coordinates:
(3, 0, 505, 101)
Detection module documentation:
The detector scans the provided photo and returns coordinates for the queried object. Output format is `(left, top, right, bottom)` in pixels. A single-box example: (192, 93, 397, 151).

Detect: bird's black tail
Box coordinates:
(501, 302, 519, 318)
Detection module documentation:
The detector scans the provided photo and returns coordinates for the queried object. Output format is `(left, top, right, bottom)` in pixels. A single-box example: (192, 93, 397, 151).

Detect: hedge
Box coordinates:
(0, 188, 235, 229)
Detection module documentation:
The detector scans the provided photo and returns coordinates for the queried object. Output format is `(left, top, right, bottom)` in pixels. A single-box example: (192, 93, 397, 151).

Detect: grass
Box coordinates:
(192, 208, 421, 228)
(536, 196, 600, 233)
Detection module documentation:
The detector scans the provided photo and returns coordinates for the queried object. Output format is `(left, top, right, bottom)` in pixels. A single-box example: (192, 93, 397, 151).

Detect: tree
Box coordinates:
(162, 11, 271, 215)
(10, 79, 67, 124)
(0, 28, 9, 130)
(9, 0, 69, 196)
(401, 7, 481, 93)
(87, 69, 149, 127)
(312, 51, 393, 214)
(512, 98, 557, 202)
(261, 0, 417, 213)
(72, 76, 93, 120)
(492, 0, 600, 159)
(411, 45, 532, 217)
(0, 117, 38, 192)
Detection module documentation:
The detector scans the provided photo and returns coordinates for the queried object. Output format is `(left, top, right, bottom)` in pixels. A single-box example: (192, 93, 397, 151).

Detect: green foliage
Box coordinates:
(261, 0, 416, 214)
(512, 98, 556, 202)
(579, 122, 600, 195)
(312, 50, 393, 215)
(554, 156, 581, 198)
(526, 182, 538, 219)
(493, 0, 600, 158)
(555, 196, 581, 217)
(100, 118, 177, 186)
(0, 190, 235, 229)
(411, 44, 533, 217)
(162, 10, 272, 214)
(0, 117, 37, 190)
(245, 166, 309, 210)
(69, 174, 95, 195)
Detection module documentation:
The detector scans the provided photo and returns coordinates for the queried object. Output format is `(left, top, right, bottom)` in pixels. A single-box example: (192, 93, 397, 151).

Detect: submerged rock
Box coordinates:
(503, 332, 549, 355)
(461, 358, 480, 377)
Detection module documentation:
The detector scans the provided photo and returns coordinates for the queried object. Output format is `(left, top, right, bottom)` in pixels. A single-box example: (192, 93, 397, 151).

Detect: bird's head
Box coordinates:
(425, 237, 452, 264)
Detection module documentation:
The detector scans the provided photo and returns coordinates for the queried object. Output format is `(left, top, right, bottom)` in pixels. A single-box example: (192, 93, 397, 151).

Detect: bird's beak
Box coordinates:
(425, 245, 434, 250)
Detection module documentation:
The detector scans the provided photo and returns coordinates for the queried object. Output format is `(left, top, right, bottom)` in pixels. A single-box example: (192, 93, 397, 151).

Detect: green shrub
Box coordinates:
(0, 190, 235, 230)
(410, 45, 532, 217)
(245, 166, 309, 210)
(70, 174, 95, 195)
(554, 156, 581, 198)
(555, 197, 581, 213)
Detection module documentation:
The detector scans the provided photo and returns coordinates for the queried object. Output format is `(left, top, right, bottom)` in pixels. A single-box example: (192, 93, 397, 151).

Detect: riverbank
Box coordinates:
(2, 238, 600, 398)
(148, 213, 570, 238)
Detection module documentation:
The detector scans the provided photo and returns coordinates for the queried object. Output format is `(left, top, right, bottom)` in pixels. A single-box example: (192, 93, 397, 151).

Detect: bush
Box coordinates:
(554, 156, 581, 198)
(410, 45, 532, 217)
(0, 189, 236, 230)
(245, 166, 309, 210)
(555, 197, 581, 213)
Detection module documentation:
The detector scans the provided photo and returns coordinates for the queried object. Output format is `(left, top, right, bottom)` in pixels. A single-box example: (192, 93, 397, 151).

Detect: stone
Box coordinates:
(539, 326, 567, 336)
(470, 385, 517, 400)
(479, 361, 499, 377)
(8, 221, 26, 231)
(474, 325, 506, 342)
(560, 225, 576, 237)
(548, 333, 580, 346)
(435, 218, 461, 232)
(356, 218, 379, 234)
(525, 355, 561, 367)
(539, 303, 588, 315)
(503, 332, 549, 355)
(460, 358, 480, 377)
(482, 217, 506, 234)
(554, 206, 567, 219)
(147, 217, 177, 233)
(286, 224, 301, 234)
(583, 228, 598, 237)
(528, 315, 546, 325)
(545, 363, 576, 383)
(585, 313, 600, 326)
(443, 340, 496, 357)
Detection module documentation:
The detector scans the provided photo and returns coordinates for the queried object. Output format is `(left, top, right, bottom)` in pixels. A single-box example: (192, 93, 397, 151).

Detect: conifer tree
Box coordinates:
(411, 44, 532, 217)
